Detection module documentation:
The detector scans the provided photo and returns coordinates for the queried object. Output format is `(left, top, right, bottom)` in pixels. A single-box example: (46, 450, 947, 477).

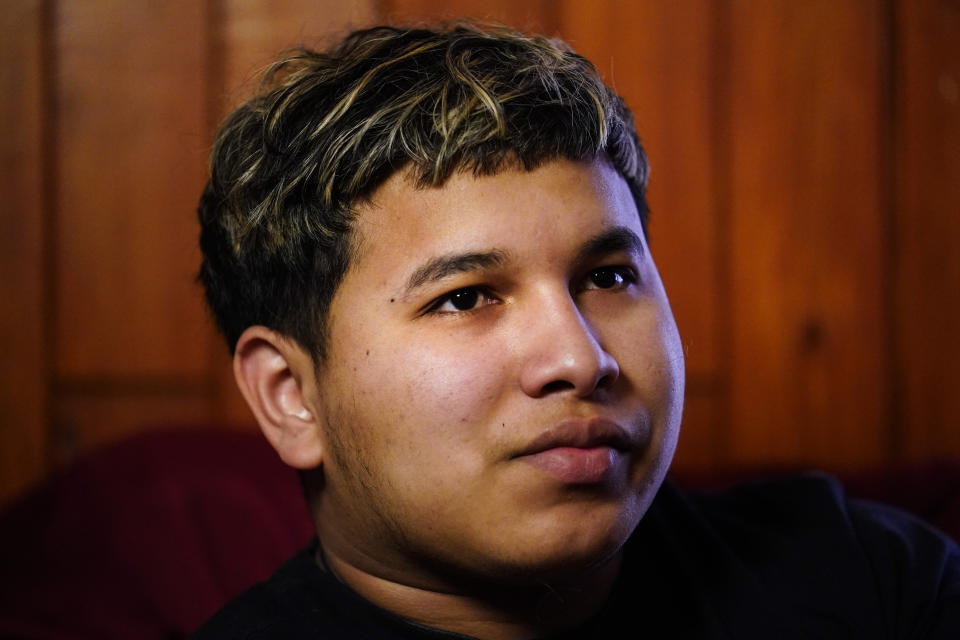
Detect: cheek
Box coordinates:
(343, 334, 512, 467)
(336, 340, 512, 509)
(385, 337, 511, 425)
(608, 303, 685, 398)
(646, 309, 684, 385)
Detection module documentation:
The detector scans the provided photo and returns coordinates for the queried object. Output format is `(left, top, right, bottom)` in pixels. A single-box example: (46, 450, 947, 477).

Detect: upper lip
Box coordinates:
(513, 417, 642, 458)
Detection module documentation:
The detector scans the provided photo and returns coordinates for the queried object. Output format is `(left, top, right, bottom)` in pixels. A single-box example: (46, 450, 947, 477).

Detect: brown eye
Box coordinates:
(428, 287, 490, 314)
(587, 268, 624, 289)
(449, 288, 480, 310)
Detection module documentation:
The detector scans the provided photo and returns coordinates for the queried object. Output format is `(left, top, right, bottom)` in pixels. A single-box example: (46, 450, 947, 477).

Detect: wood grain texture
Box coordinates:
(383, 0, 556, 34)
(0, 0, 47, 507)
(725, 1, 890, 470)
(895, 0, 960, 458)
(4, 0, 959, 507)
(54, 1, 211, 378)
(213, 0, 376, 121)
(51, 386, 223, 466)
(670, 391, 724, 473)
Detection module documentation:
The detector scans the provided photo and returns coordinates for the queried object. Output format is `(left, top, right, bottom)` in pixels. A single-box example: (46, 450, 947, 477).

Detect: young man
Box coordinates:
(194, 23, 959, 639)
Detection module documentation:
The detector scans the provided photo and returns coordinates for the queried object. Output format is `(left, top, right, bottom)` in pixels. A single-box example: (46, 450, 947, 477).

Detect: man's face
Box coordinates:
(305, 157, 684, 589)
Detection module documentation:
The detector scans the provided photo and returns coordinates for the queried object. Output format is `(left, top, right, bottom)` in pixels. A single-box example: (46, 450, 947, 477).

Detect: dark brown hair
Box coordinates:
(198, 23, 649, 360)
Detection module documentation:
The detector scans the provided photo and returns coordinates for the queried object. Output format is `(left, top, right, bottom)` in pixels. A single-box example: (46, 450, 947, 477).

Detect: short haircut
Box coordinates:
(198, 22, 649, 361)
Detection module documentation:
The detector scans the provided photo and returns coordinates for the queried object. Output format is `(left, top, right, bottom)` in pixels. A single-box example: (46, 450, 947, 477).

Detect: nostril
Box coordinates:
(596, 373, 614, 389)
(540, 380, 576, 395)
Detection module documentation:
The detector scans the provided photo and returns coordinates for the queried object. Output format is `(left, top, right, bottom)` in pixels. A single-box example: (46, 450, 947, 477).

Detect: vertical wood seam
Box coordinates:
(203, 0, 224, 387)
(709, 0, 733, 470)
(40, 0, 57, 469)
(881, 0, 904, 464)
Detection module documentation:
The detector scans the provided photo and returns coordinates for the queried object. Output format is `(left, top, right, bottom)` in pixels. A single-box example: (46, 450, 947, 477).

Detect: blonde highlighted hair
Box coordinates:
(199, 23, 649, 359)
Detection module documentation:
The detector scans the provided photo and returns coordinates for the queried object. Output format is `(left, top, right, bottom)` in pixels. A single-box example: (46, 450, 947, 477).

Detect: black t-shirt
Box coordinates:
(192, 475, 960, 638)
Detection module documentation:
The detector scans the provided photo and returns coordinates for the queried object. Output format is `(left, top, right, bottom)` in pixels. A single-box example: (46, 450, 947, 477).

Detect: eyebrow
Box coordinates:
(400, 226, 644, 297)
(403, 249, 511, 296)
(574, 226, 646, 264)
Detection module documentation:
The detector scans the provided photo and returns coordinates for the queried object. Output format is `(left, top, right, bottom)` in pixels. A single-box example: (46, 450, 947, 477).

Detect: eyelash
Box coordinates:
(424, 266, 638, 316)
(582, 265, 638, 291)
(425, 287, 499, 315)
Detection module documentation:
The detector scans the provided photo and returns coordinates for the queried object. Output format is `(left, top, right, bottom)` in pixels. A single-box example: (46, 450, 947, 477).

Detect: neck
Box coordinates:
(318, 546, 622, 640)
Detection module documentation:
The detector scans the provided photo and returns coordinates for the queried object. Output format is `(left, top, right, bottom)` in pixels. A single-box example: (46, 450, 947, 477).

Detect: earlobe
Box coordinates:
(233, 326, 325, 470)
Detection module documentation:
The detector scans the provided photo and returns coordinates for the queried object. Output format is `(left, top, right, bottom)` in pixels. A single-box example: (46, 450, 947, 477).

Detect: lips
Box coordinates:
(512, 417, 647, 484)
(514, 417, 641, 457)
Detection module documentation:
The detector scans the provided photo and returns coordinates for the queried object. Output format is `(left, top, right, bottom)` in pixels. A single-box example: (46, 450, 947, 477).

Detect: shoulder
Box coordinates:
(651, 474, 960, 637)
(189, 547, 322, 639)
(668, 471, 956, 544)
(844, 494, 960, 636)
(190, 542, 464, 640)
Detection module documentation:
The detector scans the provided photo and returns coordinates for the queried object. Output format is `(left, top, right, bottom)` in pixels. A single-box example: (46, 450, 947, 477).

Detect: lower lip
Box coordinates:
(520, 446, 620, 484)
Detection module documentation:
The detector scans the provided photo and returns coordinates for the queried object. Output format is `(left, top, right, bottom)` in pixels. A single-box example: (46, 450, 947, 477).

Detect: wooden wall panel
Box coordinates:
(214, 0, 376, 120)
(896, 0, 960, 459)
(0, 0, 47, 507)
(557, 0, 724, 471)
(51, 386, 217, 465)
(725, 1, 889, 470)
(3, 0, 959, 505)
(673, 393, 726, 472)
(383, 0, 556, 33)
(54, 1, 211, 379)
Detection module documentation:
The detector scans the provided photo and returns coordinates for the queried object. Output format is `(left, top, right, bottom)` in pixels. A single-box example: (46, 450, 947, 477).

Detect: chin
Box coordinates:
(484, 501, 642, 584)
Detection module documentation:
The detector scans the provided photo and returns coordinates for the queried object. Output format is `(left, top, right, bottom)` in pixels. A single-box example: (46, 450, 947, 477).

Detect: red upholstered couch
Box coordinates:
(1, 428, 958, 639)
(0, 429, 313, 640)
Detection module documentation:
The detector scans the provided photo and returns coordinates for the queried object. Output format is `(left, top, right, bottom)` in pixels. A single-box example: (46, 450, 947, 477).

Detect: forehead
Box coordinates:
(348, 158, 643, 277)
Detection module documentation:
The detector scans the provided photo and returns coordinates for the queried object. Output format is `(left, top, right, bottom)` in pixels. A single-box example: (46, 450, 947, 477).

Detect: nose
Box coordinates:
(518, 293, 620, 398)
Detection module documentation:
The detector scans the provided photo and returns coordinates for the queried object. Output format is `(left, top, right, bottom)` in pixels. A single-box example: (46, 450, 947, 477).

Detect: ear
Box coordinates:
(233, 326, 324, 470)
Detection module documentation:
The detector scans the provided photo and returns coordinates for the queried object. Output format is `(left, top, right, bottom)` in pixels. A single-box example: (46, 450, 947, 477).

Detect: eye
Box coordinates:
(427, 287, 496, 314)
(583, 266, 636, 291)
